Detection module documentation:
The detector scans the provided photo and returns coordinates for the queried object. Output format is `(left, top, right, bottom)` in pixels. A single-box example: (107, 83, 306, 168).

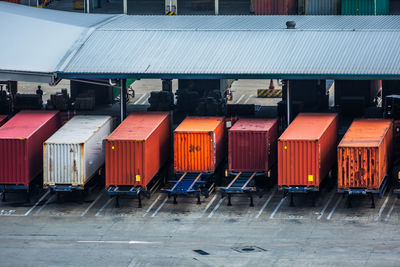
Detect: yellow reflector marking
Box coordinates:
(136, 175, 141, 182)
(308, 175, 313, 182)
(112, 146, 115, 150)
(284, 146, 287, 150)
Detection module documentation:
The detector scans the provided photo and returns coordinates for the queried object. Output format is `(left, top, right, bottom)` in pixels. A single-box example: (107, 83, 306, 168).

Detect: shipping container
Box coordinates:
(0, 110, 60, 188)
(174, 117, 226, 173)
(106, 112, 171, 189)
(299, 0, 340, 15)
(254, 0, 297, 15)
(341, 0, 389, 15)
(229, 118, 278, 173)
(0, 115, 7, 127)
(338, 119, 393, 191)
(43, 116, 112, 190)
(278, 113, 338, 189)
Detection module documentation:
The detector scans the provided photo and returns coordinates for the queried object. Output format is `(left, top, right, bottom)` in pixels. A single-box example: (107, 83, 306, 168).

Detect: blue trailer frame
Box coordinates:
(161, 172, 211, 204)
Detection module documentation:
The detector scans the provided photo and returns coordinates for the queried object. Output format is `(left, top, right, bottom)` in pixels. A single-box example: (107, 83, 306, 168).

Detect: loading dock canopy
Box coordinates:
(1, 2, 400, 82)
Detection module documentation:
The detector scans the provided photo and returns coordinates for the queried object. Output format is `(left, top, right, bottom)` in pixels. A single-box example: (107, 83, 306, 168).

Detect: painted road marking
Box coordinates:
(95, 197, 113, 217)
(385, 198, 397, 222)
(200, 195, 217, 217)
(243, 95, 253, 104)
(327, 196, 342, 220)
(134, 94, 146, 105)
(80, 191, 105, 217)
(151, 197, 168, 217)
(78, 240, 160, 244)
(375, 195, 390, 221)
(269, 196, 286, 219)
(317, 192, 336, 220)
(34, 194, 56, 216)
(208, 197, 225, 218)
(255, 191, 275, 219)
(140, 94, 149, 105)
(23, 190, 51, 216)
(234, 94, 245, 104)
(143, 195, 161, 217)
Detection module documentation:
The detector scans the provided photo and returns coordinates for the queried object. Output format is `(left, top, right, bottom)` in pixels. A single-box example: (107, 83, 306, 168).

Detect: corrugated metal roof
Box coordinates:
(2, 3, 400, 81)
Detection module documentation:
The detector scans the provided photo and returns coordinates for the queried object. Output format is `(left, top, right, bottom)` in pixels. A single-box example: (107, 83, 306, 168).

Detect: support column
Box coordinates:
(123, 0, 127, 14)
(165, 0, 177, 14)
(120, 79, 127, 122)
(215, 0, 219, 15)
(85, 0, 90, 13)
(286, 80, 292, 127)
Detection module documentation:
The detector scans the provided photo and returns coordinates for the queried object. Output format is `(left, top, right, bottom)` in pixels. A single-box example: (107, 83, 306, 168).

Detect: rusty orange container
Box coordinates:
(278, 113, 338, 189)
(106, 112, 171, 189)
(338, 119, 393, 190)
(0, 115, 7, 127)
(174, 117, 226, 173)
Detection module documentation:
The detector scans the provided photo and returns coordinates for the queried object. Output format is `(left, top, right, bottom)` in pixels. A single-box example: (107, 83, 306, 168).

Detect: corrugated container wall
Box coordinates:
(341, 0, 389, 15)
(0, 110, 60, 186)
(300, 0, 340, 15)
(229, 118, 278, 173)
(43, 116, 112, 188)
(106, 112, 171, 189)
(254, 0, 297, 15)
(278, 113, 338, 189)
(338, 119, 393, 190)
(174, 117, 226, 173)
(0, 115, 7, 127)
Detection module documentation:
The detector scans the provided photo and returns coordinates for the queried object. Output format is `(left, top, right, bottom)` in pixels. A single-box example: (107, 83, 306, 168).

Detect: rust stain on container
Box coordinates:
(0, 110, 60, 187)
(0, 115, 7, 127)
(278, 113, 338, 189)
(174, 117, 226, 173)
(338, 119, 393, 190)
(106, 112, 171, 189)
(229, 118, 278, 173)
(254, 0, 297, 15)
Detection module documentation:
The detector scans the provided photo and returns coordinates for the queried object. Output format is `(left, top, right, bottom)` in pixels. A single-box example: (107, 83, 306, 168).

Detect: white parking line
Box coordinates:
(269, 196, 286, 219)
(208, 197, 225, 218)
(375, 195, 390, 221)
(200, 195, 217, 217)
(234, 94, 245, 104)
(140, 94, 149, 105)
(78, 240, 160, 245)
(151, 197, 168, 217)
(24, 190, 51, 216)
(143, 195, 161, 217)
(134, 94, 146, 105)
(80, 191, 105, 217)
(255, 191, 275, 219)
(34, 194, 56, 216)
(95, 197, 113, 217)
(243, 95, 253, 104)
(317, 192, 336, 220)
(385, 198, 397, 222)
(327, 196, 342, 220)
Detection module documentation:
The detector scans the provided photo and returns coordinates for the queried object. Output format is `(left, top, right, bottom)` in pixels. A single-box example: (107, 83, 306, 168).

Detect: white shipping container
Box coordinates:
(43, 115, 113, 189)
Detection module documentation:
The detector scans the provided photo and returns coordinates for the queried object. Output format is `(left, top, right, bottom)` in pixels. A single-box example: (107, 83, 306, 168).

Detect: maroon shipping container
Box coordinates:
(229, 118, 278, 173)
(254, 0, 297, 15)
(0, 115, 7, 127)
(0, 110, 60, 188)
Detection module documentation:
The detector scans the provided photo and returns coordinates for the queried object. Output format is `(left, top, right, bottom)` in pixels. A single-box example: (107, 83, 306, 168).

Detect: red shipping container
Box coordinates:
(0, 110, 60, 187)
(338, 119, 393, 190)
(106, 112, 171, 189)
(174, 117, 226, 173)
(254, 0, 297, 15)
(229, 118, 278, 173)
(278, 113, 338, 189)
(0, 115, 7, 127)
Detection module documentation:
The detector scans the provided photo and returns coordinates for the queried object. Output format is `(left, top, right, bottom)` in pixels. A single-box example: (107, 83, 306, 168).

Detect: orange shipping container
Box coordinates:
(278, 113, 338, 189)
(174, 117, 226, 173)
(338, 119, 393, 191)
(106, 112, 171, 189)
